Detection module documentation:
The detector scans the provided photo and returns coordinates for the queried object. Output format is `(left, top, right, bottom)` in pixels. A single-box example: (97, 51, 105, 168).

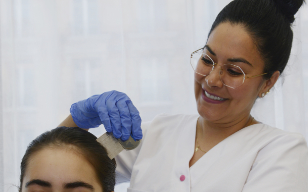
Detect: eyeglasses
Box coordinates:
(190, 48, 267, 89)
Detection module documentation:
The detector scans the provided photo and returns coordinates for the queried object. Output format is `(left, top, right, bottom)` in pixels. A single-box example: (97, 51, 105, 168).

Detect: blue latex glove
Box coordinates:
(70, 90, 142, 141)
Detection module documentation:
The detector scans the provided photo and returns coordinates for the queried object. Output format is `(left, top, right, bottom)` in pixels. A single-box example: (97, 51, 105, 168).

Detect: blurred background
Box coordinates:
(0, 0, 307, 191)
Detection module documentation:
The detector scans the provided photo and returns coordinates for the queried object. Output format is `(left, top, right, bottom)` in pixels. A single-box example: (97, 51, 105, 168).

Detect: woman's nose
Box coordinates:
(205, 65, 224, 88)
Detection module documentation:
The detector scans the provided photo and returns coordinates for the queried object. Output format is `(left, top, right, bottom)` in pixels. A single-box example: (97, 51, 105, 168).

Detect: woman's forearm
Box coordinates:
(58, 115, 88, 131)
(58, 114, 79, 127)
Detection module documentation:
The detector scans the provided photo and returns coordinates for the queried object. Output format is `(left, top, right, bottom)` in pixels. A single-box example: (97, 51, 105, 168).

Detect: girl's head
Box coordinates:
(19, 127, 115, 192)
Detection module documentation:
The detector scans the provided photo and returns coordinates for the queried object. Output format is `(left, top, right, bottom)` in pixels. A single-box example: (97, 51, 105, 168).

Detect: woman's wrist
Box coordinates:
(58, 114, 79, 128)
(58, 114, 89, 131)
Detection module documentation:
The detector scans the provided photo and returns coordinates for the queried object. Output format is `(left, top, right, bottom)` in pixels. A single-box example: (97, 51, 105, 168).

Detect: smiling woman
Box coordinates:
(19, 127, 116, 192)
(58, 0, 308, 191)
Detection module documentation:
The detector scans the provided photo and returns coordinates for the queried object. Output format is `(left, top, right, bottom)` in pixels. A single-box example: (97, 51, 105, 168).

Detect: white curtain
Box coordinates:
(1, 0, 307, 191)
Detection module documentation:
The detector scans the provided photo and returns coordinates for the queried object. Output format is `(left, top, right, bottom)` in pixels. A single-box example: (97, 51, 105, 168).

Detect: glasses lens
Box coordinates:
(220, 64, 245, 89)
(191, 49, 214, 76)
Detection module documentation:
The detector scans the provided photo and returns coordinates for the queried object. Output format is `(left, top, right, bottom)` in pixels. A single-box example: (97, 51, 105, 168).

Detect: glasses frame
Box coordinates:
(190, 48, 267, 89)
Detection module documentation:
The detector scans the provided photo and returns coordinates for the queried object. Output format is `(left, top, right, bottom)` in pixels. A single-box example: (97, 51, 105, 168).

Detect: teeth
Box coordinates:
(204, 91, 224, 101)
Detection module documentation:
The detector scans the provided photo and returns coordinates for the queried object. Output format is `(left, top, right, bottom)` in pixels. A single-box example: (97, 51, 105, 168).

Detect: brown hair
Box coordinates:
(19, 127, 116, 192)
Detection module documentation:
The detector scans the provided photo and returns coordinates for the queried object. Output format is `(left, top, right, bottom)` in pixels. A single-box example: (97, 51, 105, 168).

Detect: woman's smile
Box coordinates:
(201, 88, 227, 104)
(194, 22, 268, 123)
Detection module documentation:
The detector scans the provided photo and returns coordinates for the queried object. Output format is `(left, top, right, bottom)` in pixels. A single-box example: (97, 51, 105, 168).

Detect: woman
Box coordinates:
(19, 127, 116, 192)
(59, 0, 308, 191)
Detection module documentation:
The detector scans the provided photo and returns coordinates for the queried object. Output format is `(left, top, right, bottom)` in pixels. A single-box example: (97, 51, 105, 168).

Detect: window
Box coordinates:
(138, 0, 167, 32)
(72, 58, 102, 101)
(72, 0, 99, 36)
(16, 66, 36, 108)
(140, 59, 170, 103)
(14, 0, 31, 36)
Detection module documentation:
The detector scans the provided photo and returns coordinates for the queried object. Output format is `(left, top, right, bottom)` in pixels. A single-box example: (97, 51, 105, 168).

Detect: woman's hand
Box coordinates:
(70, 90, 142, 141)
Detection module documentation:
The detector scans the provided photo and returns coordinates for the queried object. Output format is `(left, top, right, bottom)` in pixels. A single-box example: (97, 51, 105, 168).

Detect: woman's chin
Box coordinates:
(196, 99, 226, 121)
(197, 106, 223, 122)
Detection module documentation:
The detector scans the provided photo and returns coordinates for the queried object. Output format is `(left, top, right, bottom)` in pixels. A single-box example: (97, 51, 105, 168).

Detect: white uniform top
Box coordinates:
(115, 114, 308, 192)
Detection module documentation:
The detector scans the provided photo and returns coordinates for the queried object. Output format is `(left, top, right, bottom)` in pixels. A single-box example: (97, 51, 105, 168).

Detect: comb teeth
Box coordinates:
(97, 133, 123, 159)
(96, 132, 141, 159)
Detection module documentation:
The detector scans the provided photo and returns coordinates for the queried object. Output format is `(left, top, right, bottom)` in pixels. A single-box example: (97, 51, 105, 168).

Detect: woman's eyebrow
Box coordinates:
(227, 58, 253, 67)
(205, 45, 253, 67)
(204, 45, 216, 56)
(25, 179, 51, 187)
(64, 181, 94, 191)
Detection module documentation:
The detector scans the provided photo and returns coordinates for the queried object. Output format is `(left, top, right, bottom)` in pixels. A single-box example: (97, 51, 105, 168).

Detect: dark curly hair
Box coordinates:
(19, 127, 116, 192)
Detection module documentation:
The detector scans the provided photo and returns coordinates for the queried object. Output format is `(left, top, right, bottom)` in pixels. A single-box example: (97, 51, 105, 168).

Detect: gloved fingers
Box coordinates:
(106, 95, 122, 139)
(88, 116, 103, 128)
(126, 100, 143, 140)
(70, 94, 107, 129)
(86, 94, 100, 111)
(116, 99, 132, 141)
(97, 106, 112, 133)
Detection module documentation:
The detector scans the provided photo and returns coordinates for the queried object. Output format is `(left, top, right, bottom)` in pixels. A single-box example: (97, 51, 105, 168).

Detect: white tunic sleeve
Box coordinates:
(114, 121, 151, 185)
(242, 133, 308, 192)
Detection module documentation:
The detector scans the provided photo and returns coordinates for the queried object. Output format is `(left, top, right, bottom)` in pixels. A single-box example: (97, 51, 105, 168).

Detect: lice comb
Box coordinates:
(97, 132, 141, 159)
